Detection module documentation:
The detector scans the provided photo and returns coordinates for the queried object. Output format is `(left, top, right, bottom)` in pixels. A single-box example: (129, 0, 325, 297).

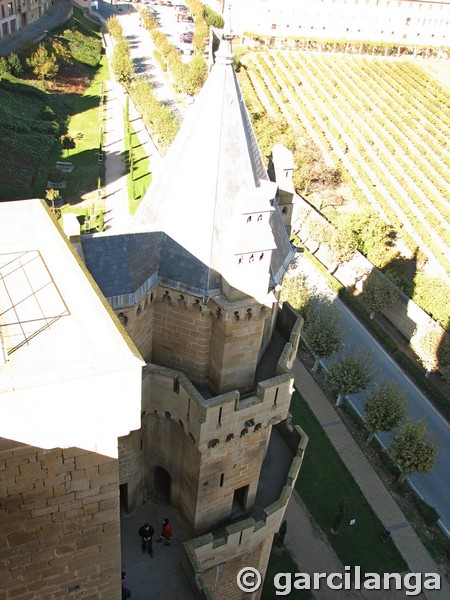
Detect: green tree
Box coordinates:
(417, 326, 442, 377)
(280, 273, 310, 314)
(437, 335, 450, 369)
(111, 38, 134, 86)
(340, 210, 396, 268)
(60, 134, 76, 158)
(27, 44, 58, 81)
(326, 351, 375, 406)
(304, 215, 332, 250)
(412, 273, 450, 328)
(45, 188, 60, 211)
(253, 117, 292, 161)
(51, 39, 71, 64)
(292, 140, 323, 195)
(390, 418, 437, 484)
(47, 168, 64, 183)
(304, 300, 343, 372)
(106, 15, 123, 39)
(363, 271, 398, 319)
(0, 56, 9, 75)
(328, 227, 357, 270)
(7, 52, 22, 76)
(204, 7, 224, 28)
(183, 55, 208, 96)
(364, 380, 407, 443)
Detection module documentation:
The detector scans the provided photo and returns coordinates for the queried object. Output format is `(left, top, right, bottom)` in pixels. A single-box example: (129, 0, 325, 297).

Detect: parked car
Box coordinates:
(174, 4, 187, 12)
(180, 32, 193, 43)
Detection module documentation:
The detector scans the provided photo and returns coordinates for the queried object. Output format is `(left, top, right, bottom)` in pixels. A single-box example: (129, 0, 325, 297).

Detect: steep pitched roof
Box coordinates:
(130, 38, 293, 302)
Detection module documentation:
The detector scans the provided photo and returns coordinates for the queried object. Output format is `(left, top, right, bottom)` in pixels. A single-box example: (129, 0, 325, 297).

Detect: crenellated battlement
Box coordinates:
(141, 303, 301, 452)
(182, 421, 308, 600)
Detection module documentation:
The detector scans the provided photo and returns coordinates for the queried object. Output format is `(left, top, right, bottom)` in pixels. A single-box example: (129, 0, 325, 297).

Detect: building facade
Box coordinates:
(227, 0, 450, 46)
(0, 0, 53, 40)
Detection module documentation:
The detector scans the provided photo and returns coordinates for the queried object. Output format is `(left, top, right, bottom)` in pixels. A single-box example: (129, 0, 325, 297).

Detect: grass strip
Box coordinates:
(124, 122, 152, 216)
(290, 390, 408, 575)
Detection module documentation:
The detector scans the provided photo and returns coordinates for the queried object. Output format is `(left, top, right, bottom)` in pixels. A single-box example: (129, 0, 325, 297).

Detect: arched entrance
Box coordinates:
(151, 466, 171, 504)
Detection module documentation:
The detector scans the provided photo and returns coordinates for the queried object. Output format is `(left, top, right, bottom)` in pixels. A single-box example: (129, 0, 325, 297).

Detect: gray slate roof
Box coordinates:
(81, 232, 222, 301)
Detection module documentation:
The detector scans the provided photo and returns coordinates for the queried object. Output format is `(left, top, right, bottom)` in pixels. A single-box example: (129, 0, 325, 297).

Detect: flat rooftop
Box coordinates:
(0, 200, 144, 454)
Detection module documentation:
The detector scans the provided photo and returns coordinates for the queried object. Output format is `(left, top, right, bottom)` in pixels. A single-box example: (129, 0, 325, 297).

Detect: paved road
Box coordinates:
(0, 0, 71, 56)
(292, 254, 450, 536)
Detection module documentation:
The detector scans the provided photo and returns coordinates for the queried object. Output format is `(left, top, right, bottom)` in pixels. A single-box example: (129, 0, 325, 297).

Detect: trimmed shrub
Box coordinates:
(203, 6, 224, 28)
(48, 168, 65, 183)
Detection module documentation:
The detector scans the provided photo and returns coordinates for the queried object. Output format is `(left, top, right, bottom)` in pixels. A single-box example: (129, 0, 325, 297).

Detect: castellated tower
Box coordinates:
(79, 38, 307, 598)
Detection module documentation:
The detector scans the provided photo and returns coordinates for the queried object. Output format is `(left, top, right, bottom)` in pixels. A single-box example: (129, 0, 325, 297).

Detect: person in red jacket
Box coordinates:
(156, 518, 172, 546)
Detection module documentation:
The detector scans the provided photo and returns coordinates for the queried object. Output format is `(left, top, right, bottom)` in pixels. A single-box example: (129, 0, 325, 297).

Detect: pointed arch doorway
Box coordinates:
(151, 466, 171, 505)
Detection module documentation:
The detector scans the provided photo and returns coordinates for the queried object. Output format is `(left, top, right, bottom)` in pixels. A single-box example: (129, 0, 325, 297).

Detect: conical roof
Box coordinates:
(132, 38, 293, 303)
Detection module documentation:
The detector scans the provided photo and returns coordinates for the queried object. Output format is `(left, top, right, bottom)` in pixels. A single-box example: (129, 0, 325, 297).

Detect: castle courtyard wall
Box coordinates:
(0, 439, 122, 600)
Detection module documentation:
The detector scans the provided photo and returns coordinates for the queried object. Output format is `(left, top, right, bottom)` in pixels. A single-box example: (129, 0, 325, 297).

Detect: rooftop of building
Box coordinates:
(0, 199, 144, 454)
(82, 37, 294, 306)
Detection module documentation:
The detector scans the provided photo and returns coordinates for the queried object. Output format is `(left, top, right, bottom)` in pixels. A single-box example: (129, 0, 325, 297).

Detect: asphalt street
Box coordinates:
(293, 254, 450, 536)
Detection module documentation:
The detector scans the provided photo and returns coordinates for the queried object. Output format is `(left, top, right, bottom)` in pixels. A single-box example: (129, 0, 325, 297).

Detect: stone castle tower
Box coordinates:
(0, 39, 306, 600)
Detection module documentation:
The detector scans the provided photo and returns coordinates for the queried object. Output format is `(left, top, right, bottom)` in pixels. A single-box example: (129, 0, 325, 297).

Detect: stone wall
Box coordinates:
(0, 439, 122, 600)
(152, 290, 212, 387)
(182, 424, 308, 600)
(113, 285, 276, 396)
(118, 429, 144, 513)
(209, 298, 268, 394)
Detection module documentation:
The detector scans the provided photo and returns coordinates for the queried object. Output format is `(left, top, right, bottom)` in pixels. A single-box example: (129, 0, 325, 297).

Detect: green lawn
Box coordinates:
(50, 59, 109, 205)
(124, 117, 152, 216)
(262, 542, 314, 599)
(290, 390, 408, 575)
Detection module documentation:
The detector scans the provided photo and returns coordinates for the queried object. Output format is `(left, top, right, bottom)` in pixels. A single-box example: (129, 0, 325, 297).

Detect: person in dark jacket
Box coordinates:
(156, 518, 173, 546)
(138, 522, 155, 557)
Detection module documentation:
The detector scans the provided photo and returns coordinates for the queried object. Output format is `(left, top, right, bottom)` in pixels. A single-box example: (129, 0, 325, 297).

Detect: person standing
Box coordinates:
(121, 571, 131, 599)
(138, 522, 155, 557)
(156, 518, 172, 546)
